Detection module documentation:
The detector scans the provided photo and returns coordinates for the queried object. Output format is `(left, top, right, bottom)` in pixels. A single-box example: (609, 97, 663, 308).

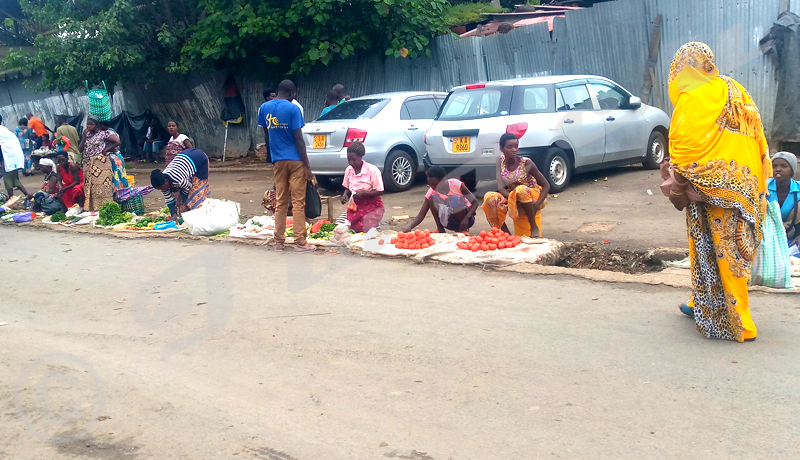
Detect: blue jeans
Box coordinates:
(142, 141, 164, 162)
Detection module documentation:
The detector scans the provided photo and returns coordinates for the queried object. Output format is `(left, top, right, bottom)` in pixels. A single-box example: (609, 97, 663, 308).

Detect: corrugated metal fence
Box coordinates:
(0, 0, 786, 157)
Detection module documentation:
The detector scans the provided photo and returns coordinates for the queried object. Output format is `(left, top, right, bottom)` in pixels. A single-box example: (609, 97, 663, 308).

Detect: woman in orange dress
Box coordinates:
(667, 42, 772, 342)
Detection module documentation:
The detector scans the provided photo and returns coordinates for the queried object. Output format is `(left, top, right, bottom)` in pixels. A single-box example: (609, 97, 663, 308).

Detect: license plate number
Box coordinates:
(313, 135, 326, 149)
(452, 136, 470, 153)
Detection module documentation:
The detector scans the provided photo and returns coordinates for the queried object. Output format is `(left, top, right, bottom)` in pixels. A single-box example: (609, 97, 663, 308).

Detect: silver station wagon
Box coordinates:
(424, 76, 671, 192)
(305, 91, 446, 192)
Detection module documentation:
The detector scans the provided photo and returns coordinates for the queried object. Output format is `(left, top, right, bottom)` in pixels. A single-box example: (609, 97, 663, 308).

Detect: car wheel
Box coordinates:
(543, 147, 571, 193)
(316, 175, 344, 192)
(642, 131, 667, 170)
(384, 149, 416, 192)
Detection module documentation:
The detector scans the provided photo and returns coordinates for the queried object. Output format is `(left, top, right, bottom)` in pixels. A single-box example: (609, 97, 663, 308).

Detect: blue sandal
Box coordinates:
(679, 304, 694, 318)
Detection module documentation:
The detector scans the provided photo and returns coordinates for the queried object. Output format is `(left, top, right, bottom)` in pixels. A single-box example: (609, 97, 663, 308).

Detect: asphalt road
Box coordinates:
(2, 227, 799, 459)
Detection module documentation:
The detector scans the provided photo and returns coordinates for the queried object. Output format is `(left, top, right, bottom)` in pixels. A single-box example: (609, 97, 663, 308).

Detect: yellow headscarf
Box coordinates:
(668, 42, 771, 227)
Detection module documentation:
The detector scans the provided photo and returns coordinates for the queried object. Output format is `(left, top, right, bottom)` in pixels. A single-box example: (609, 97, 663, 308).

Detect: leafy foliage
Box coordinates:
(442, 2, 506, 26)
(3, 0, 451, 91)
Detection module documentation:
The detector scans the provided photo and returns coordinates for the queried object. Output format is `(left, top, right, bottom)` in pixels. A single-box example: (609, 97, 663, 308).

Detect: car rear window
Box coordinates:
(436, 87, 512, 121)
(317, 99, 390, 121)
(510, 85, 554, 114)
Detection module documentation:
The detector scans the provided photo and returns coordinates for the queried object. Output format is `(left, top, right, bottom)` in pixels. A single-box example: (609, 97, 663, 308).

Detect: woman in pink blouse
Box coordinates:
(339, 141, 384, 232)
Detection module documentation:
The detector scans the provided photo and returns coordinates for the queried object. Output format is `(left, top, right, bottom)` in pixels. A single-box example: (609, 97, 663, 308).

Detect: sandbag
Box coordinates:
(181, 198, 240, 236)
(305, 182, 322, 219)
(751, 201, 793, 289)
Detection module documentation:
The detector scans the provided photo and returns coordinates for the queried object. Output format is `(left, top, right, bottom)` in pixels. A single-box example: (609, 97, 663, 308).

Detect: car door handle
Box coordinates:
(606, 116, 615, 122)
(407, 126, 419, 131)
(564, 119, 574, 124)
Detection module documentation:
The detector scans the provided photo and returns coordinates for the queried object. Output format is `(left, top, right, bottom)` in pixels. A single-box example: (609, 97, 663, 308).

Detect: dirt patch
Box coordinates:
(557, 243, 663, 274)
(575, 221, 619, 233)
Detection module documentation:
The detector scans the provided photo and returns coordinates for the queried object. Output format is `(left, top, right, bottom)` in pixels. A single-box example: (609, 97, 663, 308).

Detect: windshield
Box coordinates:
(436, 87, 512, 121)
(316, 99, 390, 121)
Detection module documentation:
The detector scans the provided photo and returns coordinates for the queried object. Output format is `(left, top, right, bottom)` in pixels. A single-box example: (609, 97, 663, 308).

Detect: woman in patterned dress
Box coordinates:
(668, 43, 772, 342)
(78, 117, 121, 211)
(482, 133, 549, 237)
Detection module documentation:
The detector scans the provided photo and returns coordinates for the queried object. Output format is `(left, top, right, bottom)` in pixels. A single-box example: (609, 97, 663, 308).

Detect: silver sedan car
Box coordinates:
(304, 91, 446, 192)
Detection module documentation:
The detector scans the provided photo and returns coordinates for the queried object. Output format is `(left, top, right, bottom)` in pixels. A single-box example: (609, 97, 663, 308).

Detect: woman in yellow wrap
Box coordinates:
(668, 42, 772, 342)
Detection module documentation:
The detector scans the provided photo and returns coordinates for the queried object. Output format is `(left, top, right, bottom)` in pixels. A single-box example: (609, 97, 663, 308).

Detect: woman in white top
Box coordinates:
(165, 121, 193, 165)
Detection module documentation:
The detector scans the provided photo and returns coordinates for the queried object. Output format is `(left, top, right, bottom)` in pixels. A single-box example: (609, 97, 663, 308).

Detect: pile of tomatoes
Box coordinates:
(457, 228, 522, 252)
(390, 229, 437, 250)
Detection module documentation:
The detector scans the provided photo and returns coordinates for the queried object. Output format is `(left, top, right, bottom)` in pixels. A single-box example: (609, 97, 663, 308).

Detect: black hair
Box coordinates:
(263, 88, 276, 101)
(57, 115, 68, 124)
(499, 133, 518, 148)
(0, 115, 4, 124)
(18, 118, 28, 126)
(326, 91, 338, 102)
(426, 165, 446, 180)
(150, 169, 168, 188)
(347, 141, 366, 157)
(87, 116, 99, 124)
(278, 80, 296, 95)
(167, 120, 179, 128)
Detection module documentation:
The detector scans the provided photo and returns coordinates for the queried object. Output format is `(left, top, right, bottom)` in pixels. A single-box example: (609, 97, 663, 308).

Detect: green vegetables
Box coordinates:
(310, 223, 338, 240)
(286, 228, 294, 237)
(161, 207, 170, 215)
(131, 216, 167, 228)
(97, 202, 134, 226)
(50, 212, 68, 222)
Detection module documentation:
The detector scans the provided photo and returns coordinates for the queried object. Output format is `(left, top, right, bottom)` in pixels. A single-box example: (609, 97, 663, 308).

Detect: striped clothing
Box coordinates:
(162, 148, 209, 214)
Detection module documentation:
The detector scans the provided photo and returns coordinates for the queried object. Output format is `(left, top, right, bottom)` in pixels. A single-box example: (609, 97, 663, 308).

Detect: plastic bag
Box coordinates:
(329, 223, 351, 245)
(751, 201, 793, 289)
(182, 198, 240, 236)
(65, 205, 83, 217)
(305, 182, 322, 219)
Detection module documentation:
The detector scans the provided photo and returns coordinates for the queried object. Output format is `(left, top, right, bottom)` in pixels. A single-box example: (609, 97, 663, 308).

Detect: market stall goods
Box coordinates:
(457, 228, 521, 252)
(392, 229, 438, 250)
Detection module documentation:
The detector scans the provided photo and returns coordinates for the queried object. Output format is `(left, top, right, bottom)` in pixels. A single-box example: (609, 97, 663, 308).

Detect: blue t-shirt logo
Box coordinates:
(258, 99, 305, 162)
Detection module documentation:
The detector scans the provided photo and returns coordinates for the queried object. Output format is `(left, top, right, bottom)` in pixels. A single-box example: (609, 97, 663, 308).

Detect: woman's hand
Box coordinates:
(669, 191, 690, 211)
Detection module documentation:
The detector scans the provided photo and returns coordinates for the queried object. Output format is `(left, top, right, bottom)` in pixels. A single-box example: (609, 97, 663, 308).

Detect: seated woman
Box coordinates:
(150, 147, 210, 221)
(339, 141, 384, 232)
(405, 166, 478, 234)
(482, 133, 550, 237)
(56, 153, 85, 210)
(32, 158, 62, 214)
(768, 152, 800, 247)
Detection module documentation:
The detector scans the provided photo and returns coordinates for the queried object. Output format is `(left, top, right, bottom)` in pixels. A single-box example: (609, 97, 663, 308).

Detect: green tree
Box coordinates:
(3, 0, 450, 92)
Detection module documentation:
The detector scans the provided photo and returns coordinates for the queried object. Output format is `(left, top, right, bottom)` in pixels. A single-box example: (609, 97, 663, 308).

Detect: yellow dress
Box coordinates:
(669, 43, 772, 342)
(482, 157, 546, 237)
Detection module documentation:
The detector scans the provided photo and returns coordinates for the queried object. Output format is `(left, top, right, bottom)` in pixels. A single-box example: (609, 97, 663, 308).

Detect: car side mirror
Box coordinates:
(628, 96, 642, 109)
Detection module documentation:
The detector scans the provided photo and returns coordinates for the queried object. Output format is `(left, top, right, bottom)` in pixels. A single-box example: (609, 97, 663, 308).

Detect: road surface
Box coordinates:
(1, 227, 798, 459)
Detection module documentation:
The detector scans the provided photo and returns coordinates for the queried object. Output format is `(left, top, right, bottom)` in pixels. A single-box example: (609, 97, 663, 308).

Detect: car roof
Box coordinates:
(450, 75, 616, 91)
(350, 91, 447, 100)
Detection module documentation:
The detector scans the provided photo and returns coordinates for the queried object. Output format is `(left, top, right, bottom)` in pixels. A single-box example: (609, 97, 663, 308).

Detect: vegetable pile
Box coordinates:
(50, 212, 68, 223)
(391, 229, 437, 250)
(457, 228, 521, 251)
(130, 215, 167, 228)
(97, 202, 134, 226)
(310, 220, 337, 240)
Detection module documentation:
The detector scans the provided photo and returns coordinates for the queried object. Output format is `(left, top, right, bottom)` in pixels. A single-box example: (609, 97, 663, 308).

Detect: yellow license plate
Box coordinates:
(452, 136, 470, 153)
(313, 134, 326, 149)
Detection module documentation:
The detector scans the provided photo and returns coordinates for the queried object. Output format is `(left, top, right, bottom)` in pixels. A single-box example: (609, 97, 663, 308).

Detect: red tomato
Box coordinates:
(462, 231, 470, 236)
(423, 229, 431, 236)
(457, 242, 466, 249)
(481, 244, 489, 251)
(491, 238, 499, 244)
(489, 243, 497, 250)
(491, 227, 499, 233)
(498, 242, 506, 249)
(378, 239, 385, 245)
(471, 246, 479, 252)
(475, 236, 483, 244)
(480, 230, 488, 237)
(395, 243, 402, 249)
(414, 229, 422, 236)
(398, 232, 405, 239)
(390, 237, 397, 244)
(422, 243, 429, 249)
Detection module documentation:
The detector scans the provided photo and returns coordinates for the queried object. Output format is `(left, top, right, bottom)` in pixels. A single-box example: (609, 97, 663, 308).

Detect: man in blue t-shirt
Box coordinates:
(261, 79, 315, 253)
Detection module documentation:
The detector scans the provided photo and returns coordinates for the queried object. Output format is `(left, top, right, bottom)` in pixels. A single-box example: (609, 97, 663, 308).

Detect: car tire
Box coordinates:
(316, 175, 344, 192)
(384, 149, 416, 192)
(642, 131, 667, 170)
(542, 147, 571, 193)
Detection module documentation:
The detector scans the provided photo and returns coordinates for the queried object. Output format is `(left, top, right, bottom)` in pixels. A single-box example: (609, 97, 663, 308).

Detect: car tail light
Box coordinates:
(344, 128, 367, 147)
(424, 131, 428, 145)
(506, 122, 528, 139)
(465, 83, 486, 90)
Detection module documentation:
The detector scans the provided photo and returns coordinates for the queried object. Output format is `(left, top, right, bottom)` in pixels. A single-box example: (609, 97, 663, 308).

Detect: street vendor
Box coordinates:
(340, 141, 384, 232)
(150, 147, 209, 220)
(405, 166, 479, 234)
(31, 158, 63, 214)
(56, 153, 85, 210)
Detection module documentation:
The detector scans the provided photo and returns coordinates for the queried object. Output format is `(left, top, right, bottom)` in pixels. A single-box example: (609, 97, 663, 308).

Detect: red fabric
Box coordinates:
(59, 163, 85, 208)
(346, 196, 385, 233)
